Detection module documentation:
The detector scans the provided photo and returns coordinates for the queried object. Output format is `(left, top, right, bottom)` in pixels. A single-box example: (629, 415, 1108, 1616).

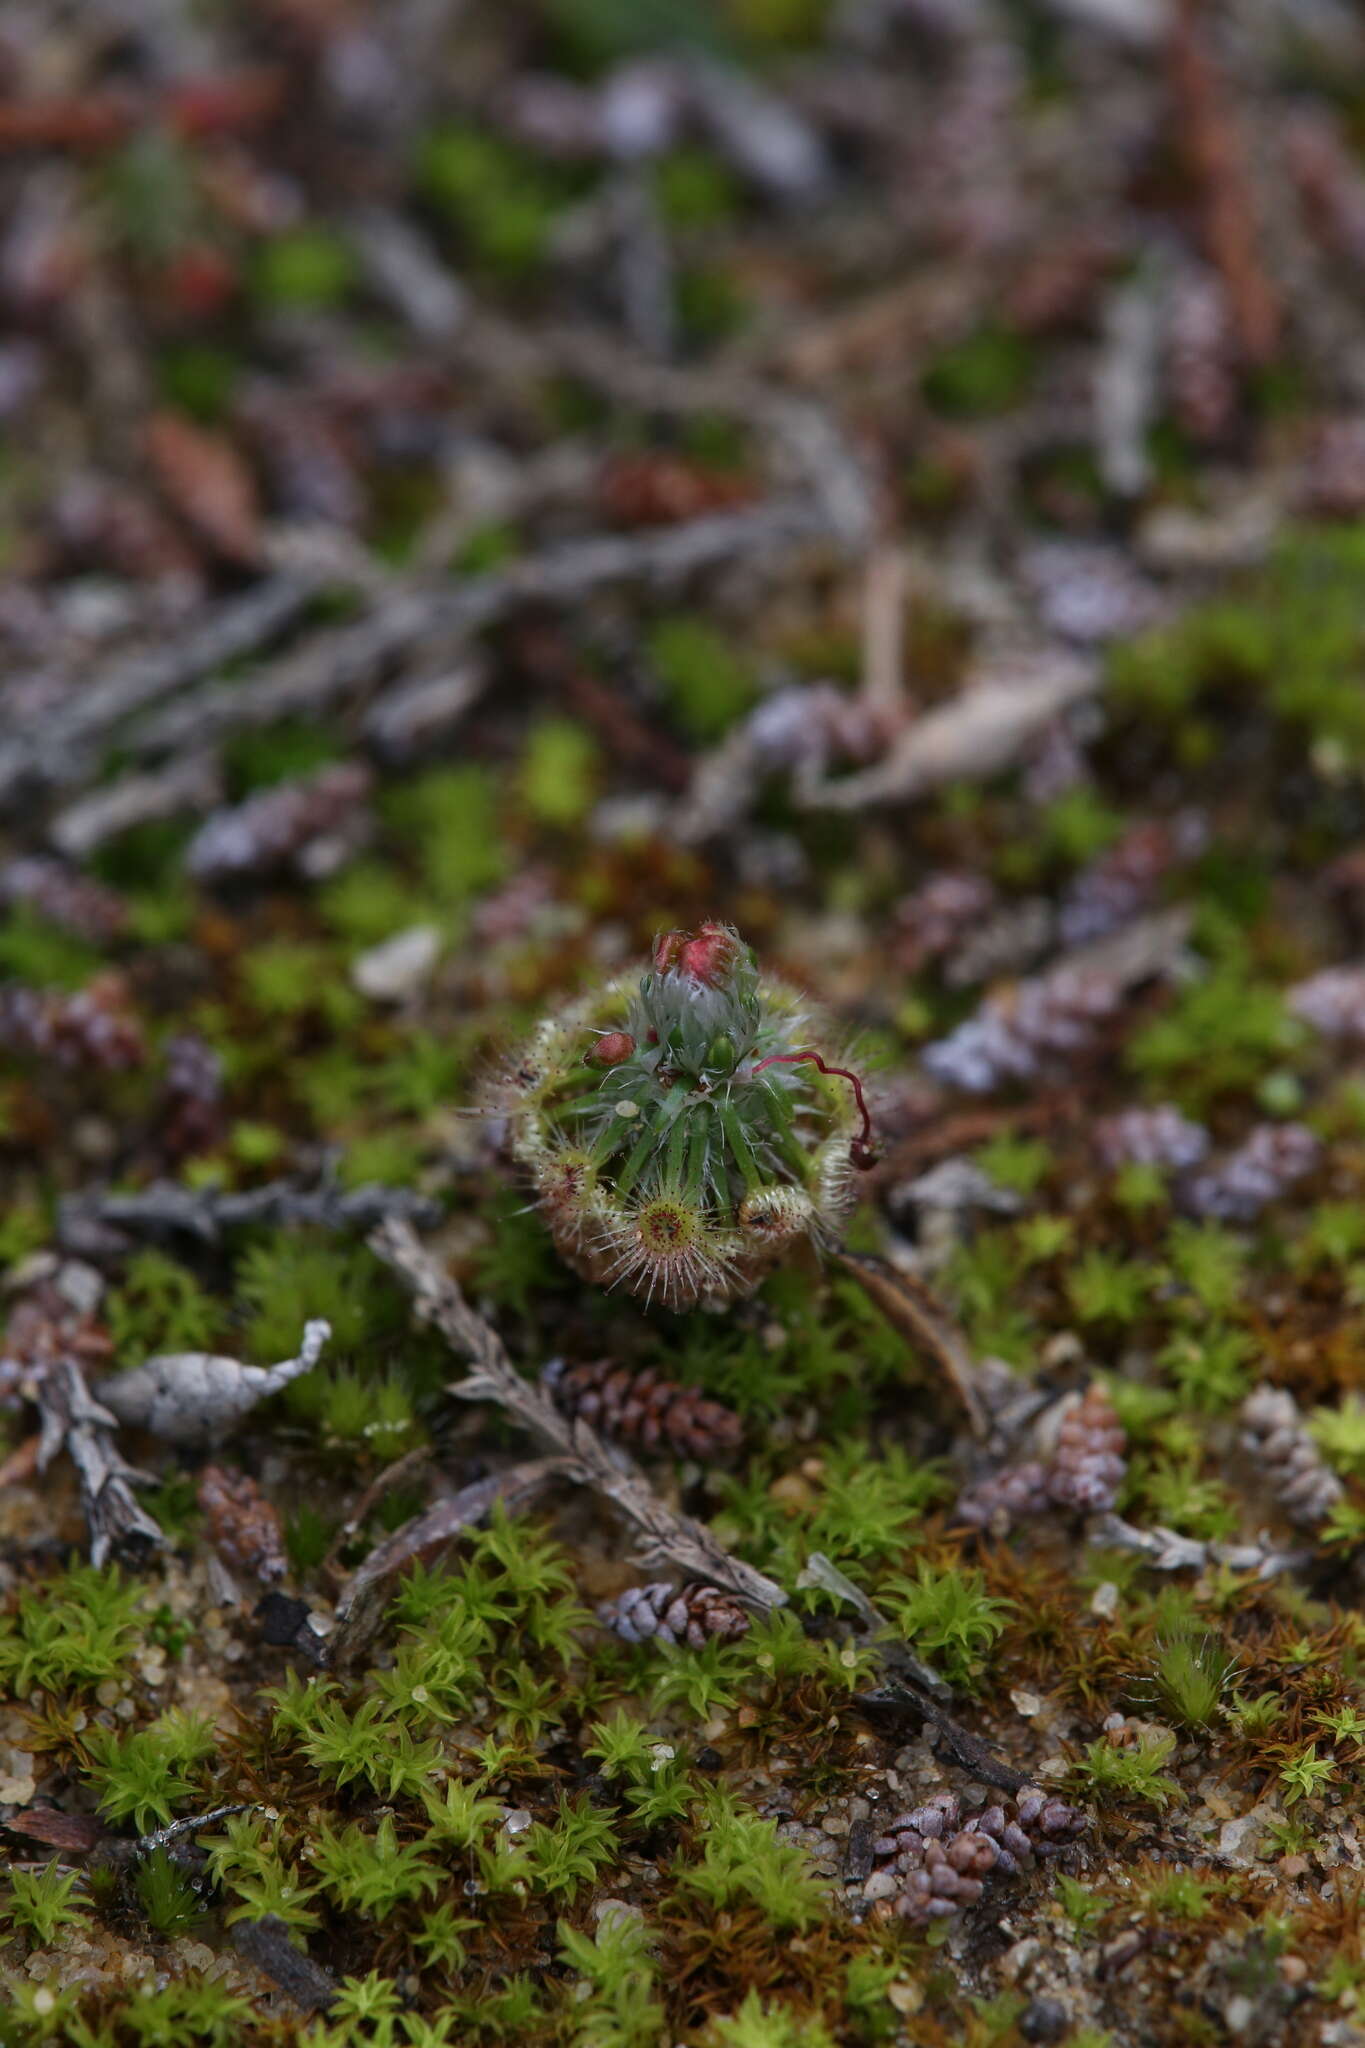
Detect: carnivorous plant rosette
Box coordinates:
(497, 922, 875, 1309)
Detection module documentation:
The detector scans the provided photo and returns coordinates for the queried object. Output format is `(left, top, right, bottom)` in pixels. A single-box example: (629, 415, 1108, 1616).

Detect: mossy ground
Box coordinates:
(5, 3, 1365, 2044)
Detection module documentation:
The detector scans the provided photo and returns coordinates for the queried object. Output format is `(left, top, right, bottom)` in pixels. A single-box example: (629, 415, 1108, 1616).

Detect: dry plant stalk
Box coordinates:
(367, 1218, 786, 1611)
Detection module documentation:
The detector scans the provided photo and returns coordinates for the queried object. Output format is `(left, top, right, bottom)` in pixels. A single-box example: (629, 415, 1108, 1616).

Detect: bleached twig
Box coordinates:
(1090, 1512, 1312, 1581)
(36, 1359, 163, 1568)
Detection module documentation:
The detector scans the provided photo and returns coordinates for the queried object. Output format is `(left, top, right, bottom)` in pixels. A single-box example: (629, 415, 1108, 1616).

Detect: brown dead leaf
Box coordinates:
(145, 411, 262, 567)
(4, 1806, 105, 1852)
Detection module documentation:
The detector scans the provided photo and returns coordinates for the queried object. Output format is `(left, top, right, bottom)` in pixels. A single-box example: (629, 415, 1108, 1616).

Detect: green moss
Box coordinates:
(647, 614, 756, 741)
(384, 763, 508, 906)
(82, 1711, 217, 1832)
(655, 149, 742, 229)
(417, 126, 567, 279)
(518, 717, 602, 828)
(106, 1248, 220, 1366)
(0, 1864, 92, 1946)
(0, 1564, 144, 1696)
(675, 1790, 826, 1930)
(923, 326, 1035, 418)
(1073, 1729, 1182, 1810)
(252, 228, 356, 310)
(882, 1562, 1012, 1689)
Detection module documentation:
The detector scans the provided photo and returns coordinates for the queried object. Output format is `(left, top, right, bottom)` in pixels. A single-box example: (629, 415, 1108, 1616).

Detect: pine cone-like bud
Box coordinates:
(922, 964, 1125, 1094)
(186, 761, 372, 886)
(1167, 267, 1240, 443)
(955, 1460, 1052, 1534)
(871, 1785, 1085, 1924)
(1094, 1104, 1209, 1173)
(197, 1463, 286, 1582)
(1047, 1383, 1127, 1513)
(1058, 816, 1205, 949)
(497, 924, 870, 1309)
(893, 872, 997, 976)
(597, 1581, 750, 1648)
(1181, 1123, 1320, 1223)
(542, 1357, 742, 1458)
(162, 1033, 227, 1160)
(0, 972, 145, 1071)
(1240, 1384, 1344, 1529)
(0, 857, 128, 942)
(1288, 966, 1365, 1042)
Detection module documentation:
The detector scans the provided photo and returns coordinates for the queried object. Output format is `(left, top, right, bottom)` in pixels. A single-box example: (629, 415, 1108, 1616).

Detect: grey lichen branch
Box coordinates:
(367, 1218, 786, 1611)
(95, 1319, 331, 1446)
(1090, 1511, 1313, 1581)
(36, 1358, 164, 1568)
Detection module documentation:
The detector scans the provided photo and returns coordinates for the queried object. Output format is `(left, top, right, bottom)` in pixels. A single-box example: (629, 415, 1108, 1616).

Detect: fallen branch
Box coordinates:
(1089, 1511, 1312, 1581)
(328, 1460, 563, 1666)
(59, 1176, 440, 1256)
(1168, 0, 1281, 364)
(367, 1219, 786, 1611)
(35, 1360, 163, 1568)
(797, 649, 1098, 810)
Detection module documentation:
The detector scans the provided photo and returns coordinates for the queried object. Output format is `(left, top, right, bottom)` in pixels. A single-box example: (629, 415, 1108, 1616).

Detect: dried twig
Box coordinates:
(798, 650, 1098, 810)
(1168, 0, 1280, 365)
(329, 1460, 564, 1666)
(35, 1359, 163, 1568)
(1090, 1512, 1312, 1581)
(0, 576, 317, 813)
(367, 1219, 786, 1610)
(58, 1176, 440, 1255)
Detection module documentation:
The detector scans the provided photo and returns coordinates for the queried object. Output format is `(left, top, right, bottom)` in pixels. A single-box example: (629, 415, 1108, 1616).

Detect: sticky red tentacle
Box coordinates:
(751, 1049, 878, 1168)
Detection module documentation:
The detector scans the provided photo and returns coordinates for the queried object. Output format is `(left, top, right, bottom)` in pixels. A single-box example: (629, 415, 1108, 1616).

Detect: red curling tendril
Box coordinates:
(750, 1049, 878, 1168)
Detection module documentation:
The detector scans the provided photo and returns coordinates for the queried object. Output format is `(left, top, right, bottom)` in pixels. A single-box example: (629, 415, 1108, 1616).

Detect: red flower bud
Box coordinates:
(676, 922, 740, 986)
(586, 1032, 636, 1068)
(653, 931, 685, 973)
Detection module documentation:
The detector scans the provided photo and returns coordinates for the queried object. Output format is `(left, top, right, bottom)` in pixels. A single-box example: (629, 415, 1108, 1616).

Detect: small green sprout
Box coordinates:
(1142, 1869, 1218, 1920)
(1, 1863, 91, 1945)
(705, 1990, 836, 2048)
(883, 1562, 1012, 1688)
(413, 1901, 478, 1975)
(203, 1811, 321, 1933)
(82, 1711, 217, 1833)
(310, 1812, 442, 1919)
(1054, 1873, 1106, 1937)
(525, 1796, 621, 1900)
(1279, 1742, 1336, 1807)
(0, 1563, 144, 1696)
(1313, 1702, 1365, 1745)
(1226, 1690, 1282, 1738)
(1311, 1396, 1365, 1480)
(134, 1848, 204, 1936)
(973, 1133, 1054, 1194)
(1074, 1730, 1182, 1810)
(1136, 1630, 1240, 1732)
(1068, 1248, 1151, 1326)
(675, 1791, 826, 1931)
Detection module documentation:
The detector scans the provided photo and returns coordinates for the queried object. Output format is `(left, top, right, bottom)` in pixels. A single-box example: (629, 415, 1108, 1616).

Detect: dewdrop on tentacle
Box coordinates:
(493, 922, 877, 1310)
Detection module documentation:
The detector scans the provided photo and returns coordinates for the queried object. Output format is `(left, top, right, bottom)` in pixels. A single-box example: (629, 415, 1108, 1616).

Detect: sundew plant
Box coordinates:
(497, 923, 873, 1308)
